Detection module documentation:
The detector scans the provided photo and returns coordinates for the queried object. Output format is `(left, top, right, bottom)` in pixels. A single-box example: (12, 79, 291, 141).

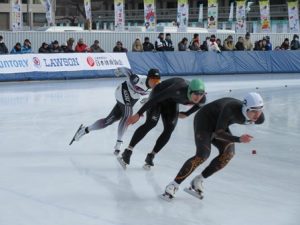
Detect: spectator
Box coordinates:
(216, 38, 225, 51)
(22, 39, 32, 53)
(280, 38, 290, 50)
(201, 36, 210, 51)
(262, 38, 268, 51)
(0, 35, 8, 54)
(10, 42, 22, 54)
(50, 40, 63, 53)
(207, 34, 221, 52)
(132, 38, 144, 52)
(75, 38, 90, 52)
(178, 37, 189, 51)
(243, 32, 253, 51)
(113, 41, 128, 52)
(155, 33, 166, 51)
(65, 37, 75, 52)
(90, 40, 105, 52)
(61, 43, 68, 52)
(291, 34, 300, 50)
(189, 33, 201, 51)
(235, 36, 245, 51)
(38, 42, 51, 53)
(143, 37, 154, 51)
(254, 40, 263, 51)
(165, 33, 174, 51)
(265, 36, 272, 50)
(223, 35, 235, 51)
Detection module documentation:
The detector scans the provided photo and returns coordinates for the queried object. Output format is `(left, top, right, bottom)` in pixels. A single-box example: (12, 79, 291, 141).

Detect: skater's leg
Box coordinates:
(201, 139, 235, 178)
(121, 106, 160, 164)
(174, 131, 212, 184)
(152, 103, 178, 154)
(145, 102, 179, 166)
(88, 103, 122, 132)
(72, 103, 121, 143)
(113, 103, 133, 154)
(128, 106, 160, 149)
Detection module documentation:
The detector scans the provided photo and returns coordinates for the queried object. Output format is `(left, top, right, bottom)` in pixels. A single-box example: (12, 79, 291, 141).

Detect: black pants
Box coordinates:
(129, 101, 179, 153)
(174, 126, 235, 184)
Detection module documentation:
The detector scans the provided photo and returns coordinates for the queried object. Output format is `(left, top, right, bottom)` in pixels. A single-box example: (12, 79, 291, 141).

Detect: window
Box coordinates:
(0, 0, 9, 3)
(33, 13, 46, 23)
(167, 2, 176, 8)
(0, 13, 9, 30)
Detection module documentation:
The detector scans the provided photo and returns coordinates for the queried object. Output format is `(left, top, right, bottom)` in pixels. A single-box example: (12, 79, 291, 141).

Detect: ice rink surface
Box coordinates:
(0, 74, 300, 225)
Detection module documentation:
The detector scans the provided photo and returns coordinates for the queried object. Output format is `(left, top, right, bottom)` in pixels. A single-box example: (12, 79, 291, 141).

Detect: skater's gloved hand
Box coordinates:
(239, 134, 253, 143)
(140, 97, 148, 104)
(178, 112, 187, 118)
(127, 113, 140, 125)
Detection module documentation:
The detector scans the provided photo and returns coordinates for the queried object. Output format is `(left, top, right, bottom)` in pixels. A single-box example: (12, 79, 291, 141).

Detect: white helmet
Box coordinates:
(243, 92, 264, 111)
(242, 92, 264, 120)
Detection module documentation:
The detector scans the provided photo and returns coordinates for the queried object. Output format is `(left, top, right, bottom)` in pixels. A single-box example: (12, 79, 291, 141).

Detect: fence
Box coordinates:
(0, 31, 297, 54)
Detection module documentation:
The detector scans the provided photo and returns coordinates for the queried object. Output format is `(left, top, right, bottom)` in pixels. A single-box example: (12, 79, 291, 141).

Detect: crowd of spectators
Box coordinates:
(0, 33, 299, 55)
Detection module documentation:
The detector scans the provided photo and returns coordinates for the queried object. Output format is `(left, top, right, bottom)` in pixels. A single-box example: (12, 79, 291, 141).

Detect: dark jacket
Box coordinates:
(0, 42, 8, 54)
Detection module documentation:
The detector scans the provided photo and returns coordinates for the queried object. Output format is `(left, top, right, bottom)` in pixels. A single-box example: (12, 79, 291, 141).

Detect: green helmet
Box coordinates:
(187, 79, 205, 101)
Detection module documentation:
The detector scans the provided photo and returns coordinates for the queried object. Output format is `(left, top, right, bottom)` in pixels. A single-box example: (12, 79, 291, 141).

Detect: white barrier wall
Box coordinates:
(0, 31, 297, 53)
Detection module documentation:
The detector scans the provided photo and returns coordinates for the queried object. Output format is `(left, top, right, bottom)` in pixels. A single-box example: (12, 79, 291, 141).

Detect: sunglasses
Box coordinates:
(248, 105, 264, 112)
(190, 91, 205, 96)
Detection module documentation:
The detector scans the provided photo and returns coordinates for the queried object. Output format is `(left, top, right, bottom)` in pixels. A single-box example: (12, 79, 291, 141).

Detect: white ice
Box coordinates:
(0, 74, 300, 225)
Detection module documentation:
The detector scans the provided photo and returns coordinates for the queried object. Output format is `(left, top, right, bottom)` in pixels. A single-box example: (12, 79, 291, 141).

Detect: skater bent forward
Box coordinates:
(164, 92, 265, 199)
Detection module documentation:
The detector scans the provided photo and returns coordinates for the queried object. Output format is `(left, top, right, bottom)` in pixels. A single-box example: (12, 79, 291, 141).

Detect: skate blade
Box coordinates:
(159, 193, 174, 202)
(116, 157, 127, 170)
(143, 164, 152, 170)
(184, 187, 204, 200)
(69, 124, 83, 146)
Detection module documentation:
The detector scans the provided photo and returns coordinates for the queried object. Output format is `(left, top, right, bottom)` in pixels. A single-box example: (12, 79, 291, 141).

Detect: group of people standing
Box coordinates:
(70, 67, 265, 200)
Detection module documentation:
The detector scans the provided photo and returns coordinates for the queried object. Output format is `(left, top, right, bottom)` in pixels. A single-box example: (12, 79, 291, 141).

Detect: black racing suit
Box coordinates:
(129, 77, 206, 155)
(174, 97, 265, 184)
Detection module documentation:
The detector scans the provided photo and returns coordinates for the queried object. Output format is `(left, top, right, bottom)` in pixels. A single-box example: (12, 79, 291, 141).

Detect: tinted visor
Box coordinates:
(190, 90, 205, 96)
(248, 105, 264, 111)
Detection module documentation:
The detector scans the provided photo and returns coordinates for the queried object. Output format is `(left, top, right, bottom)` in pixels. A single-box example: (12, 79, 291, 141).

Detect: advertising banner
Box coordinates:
(40, 0, 54, 26)
(11, 0, 23, 31)
(235, 0, 246, 33)
(177, 0, 189, 32)
(287, 0, 300, 32)
(198, 4, 203, 23)
(144, 0, 156, 31)
(114, 0, 125, 31)
(0, 53, 130, 74)
(207, 0, 218, 32)
(259, 0, 271, 32)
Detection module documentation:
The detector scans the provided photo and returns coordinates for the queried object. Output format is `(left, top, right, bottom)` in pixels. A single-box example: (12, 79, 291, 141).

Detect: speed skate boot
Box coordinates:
(69, 124, 88, 145)
(74, 126, 88, 141)
(184, 175, 204, 199)
(117, 148, 132, 169)
(143, 153, 155, 170)
(160, 181, 179, 201)
(191, 175, 204, 193)
(113, 140, 123, 156)
(121, 149, 132, 165)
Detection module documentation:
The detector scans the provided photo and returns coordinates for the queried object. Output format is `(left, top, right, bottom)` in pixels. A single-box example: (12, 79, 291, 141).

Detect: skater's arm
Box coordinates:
(136, 83, 179, 116)
(214, 108, 240, 142)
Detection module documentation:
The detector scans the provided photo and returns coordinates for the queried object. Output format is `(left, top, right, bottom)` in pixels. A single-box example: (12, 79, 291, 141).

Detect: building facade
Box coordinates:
(0, 0, 296, 31)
